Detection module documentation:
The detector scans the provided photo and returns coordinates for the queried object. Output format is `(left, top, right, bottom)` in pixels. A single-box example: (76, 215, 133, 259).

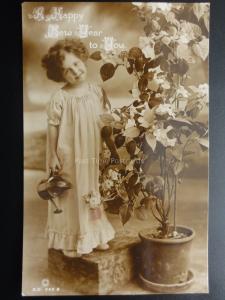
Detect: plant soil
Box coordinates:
(146, 227, 189, 240)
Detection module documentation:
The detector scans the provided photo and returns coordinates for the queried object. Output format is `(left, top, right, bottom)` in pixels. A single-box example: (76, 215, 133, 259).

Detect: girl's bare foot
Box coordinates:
(96, 243, 109, 250)
(62, 250, 82, 258)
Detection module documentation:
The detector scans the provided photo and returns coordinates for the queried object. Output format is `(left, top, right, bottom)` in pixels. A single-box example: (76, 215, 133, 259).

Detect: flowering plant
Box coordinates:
(83, 191, 102, 209)
(91, 3, 209, 237)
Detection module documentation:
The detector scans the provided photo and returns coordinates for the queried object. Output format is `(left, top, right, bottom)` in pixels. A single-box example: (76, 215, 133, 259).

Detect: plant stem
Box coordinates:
(177, 75, 180, 110)
(163, 148, 167, 206)
(160, 154, 163, 177)
(165, 172, 171, 218)
(173, 175, 177, 231)
(150, 201, 163, 224)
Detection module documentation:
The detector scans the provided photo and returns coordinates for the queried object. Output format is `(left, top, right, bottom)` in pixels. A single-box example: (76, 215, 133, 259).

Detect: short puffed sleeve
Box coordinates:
(46, 90, 63, 126)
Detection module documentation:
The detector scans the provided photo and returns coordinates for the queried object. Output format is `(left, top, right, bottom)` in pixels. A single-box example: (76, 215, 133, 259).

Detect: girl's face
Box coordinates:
(61, 51, 87, 85)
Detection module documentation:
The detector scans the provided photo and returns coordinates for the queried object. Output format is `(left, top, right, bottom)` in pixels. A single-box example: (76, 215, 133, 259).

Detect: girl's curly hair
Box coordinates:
(42, 38, 89, 82)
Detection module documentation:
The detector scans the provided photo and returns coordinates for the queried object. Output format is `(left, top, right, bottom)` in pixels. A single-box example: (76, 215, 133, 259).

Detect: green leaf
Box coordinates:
(142, 71, 155, 81)
(123, 126, 140, 138)
(126, 61, 133, 74)
(171, 145, 183, 161)
(160, 59, 169, 72)
(144, 58, 160, 72)
(100, 63, 116, 81)
(202, 13, 209, 32)
(183, 150, 195, 156)
(128, 47, 143, 60)
(148, 80, 159, 92)
(171, 118, 192, 126)
(177, 44, 190, 60)
(114, 121, 125, 130)
(128, 173, 138, 187)
(90, 51, 102, 61)
(138, 77, 148, 92)
(144, 108, 155, 124)
(193, 3, 206, 21)
(140, 197, 151, 208)
(192, 38, 209, 61)
(198, 137, 209, 149)
(119, 204, 133, 225)
(140, 92, 150, 101)
(185, 99, 197, 112)
(135, 58, 145, 72)
(154, 176, 164, 187)
(192, 121, 208, 136)
(145, 132, 157, 152)
(189, 107, 201, 119)
(144, 23, 151, 36)
(173, 161, 185, 176)
(100, 113, 115, 124)
(135, 206, 148, 220)
(133, 182, 143, 196)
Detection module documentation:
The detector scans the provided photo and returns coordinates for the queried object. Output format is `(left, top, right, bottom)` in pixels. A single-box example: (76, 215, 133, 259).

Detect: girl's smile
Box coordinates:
(61, 51, 87, 85)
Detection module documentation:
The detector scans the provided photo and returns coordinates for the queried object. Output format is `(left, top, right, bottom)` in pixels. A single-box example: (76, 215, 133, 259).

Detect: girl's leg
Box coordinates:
(95, 243, 109, 250)
(62, 250, 82, 258)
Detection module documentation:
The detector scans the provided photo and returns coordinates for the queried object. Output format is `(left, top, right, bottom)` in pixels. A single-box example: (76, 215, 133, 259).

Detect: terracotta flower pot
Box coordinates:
(138, 226, 195, 292)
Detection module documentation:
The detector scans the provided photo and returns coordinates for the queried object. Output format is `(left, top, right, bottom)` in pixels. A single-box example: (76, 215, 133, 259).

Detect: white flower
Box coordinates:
(139, 37, 155, 59)
(102, 148, 111, 159)
(153, 125, 177, 147)
(102, 179, 114, 190)
(83, 191, 102, 209)
(126, 159, 135, 171)
(142, 45, 155, 59)
(155, 104, 175, 118)
(108, 169, 120, 181)
(198, 83, 209, 99)
(147, 3, 172, 13)
(100, 50, 122, 66)
(132, 2, 172, 13)
(132, 2, 144, 7)
(131, 88, 140, 99)
(129, 105, 138, 119)
(177, 85, 190, 98)
(125, 118, 136, 129)
(179, 21, 201, 44)
(189, 83, 209, 104)
(138, 108, 155, 128)
(89, 192, 101, 209)
(178, 34, 190, 44)
(161, 80, 171, 90)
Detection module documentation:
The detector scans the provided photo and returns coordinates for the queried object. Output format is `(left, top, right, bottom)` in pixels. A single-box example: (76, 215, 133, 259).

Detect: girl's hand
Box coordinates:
(49, 153, 62, 172)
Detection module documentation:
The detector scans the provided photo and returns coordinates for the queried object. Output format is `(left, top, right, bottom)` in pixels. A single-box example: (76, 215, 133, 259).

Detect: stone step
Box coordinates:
(48, 234, 141, 295)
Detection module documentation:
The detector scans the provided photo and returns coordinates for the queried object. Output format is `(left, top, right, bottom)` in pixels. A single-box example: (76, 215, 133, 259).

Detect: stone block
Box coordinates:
(48, 235, 140, 295)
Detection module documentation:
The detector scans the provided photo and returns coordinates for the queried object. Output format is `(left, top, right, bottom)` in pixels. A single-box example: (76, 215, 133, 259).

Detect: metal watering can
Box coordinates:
(37, 170, 72, 214)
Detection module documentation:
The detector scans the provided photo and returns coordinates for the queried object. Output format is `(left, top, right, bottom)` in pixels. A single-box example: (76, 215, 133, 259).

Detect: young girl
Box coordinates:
(42, 38, 115, 257)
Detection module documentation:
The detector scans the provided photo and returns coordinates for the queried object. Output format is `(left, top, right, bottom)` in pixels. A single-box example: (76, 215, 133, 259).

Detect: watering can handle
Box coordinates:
(49, 168, 59, 178)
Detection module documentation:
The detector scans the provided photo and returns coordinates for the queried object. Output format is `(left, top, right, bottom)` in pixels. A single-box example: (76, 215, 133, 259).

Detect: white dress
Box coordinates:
(45, 82, 115, 254)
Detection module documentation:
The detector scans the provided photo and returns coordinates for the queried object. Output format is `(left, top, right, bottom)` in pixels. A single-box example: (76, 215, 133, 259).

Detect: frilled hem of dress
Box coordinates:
(45, 221, 115, 254)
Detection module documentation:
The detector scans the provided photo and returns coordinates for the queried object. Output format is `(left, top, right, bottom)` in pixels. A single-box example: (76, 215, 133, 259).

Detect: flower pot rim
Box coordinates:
(139, 225, 195, 244)
(138, 270, 194, 293)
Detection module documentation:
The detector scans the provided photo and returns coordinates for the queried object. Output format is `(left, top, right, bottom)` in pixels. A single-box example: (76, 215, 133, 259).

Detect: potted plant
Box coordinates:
(90, 2, 209, 292)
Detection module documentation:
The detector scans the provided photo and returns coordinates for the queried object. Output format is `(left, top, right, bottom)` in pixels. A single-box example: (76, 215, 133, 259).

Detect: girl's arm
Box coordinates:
(48, 124, 61, 171)
(101, 88, 111, 113)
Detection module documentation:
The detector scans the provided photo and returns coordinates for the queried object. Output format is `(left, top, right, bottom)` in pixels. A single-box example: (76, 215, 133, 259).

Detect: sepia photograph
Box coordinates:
(22, 2, 209, 296)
